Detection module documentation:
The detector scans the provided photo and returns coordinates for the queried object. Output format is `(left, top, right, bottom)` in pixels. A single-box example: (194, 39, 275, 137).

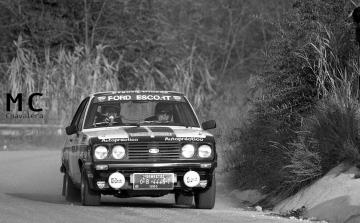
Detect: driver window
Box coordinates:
(77, 99, 90, 130)
(70, 97, 89, 128)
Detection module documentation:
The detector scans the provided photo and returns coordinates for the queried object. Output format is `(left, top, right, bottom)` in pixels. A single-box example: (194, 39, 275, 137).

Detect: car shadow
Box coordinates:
(6, 193, 193, 209)
(100, 196, 193, 209)
(6, 193, 68, 205)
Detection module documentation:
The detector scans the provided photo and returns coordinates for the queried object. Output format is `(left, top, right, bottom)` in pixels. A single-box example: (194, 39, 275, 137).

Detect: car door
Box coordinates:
(71, 97, 90, 184)
(67, 97, 89, 184)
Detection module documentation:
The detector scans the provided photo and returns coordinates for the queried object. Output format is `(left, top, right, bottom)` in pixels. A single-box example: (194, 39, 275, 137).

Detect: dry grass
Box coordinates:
(2, 35, 216, 126)
(5, 37, 119, 124)
(270, 24, 360, 196)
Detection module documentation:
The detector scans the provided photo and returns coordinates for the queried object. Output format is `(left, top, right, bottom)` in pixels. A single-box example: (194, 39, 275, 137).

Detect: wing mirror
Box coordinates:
(201, 120, 216, 130)
(65, 125, 78, 135)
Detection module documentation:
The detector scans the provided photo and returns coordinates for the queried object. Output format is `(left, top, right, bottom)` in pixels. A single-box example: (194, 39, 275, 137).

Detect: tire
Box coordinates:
(63, 172, 80, 202)
(175, 191, 193, 206)
(194, 175, 216, 209)
(62, 174, 66, 196)
(81, 169, 101, 206)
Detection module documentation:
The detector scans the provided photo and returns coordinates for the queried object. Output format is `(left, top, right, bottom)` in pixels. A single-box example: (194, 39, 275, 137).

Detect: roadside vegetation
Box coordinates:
(235, 0, 360, 206)
(0, 0, 284, 151)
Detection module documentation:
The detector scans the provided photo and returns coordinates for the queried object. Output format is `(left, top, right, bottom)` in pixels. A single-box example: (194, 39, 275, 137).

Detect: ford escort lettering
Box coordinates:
(60, 91, 217, 208)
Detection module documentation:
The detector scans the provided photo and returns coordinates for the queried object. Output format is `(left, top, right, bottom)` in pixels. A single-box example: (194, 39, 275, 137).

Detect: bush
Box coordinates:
(271, 136, 322, 196)
(235, 0, 360, 200)
(309, 95, 360, 168)
(273, 92, 360, 197)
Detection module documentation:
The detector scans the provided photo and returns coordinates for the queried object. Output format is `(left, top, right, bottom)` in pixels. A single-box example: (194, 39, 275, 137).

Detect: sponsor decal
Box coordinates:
(97, 96, 106, 102)
(135, 95, 172, 101)
(100, 138, 139, 143)
(164, 137, 204, 142)
(107, 95, 131, 101)
(108, 172, 125, 189)
(101, 94, 183, 101)
(114, 91, 171, 94)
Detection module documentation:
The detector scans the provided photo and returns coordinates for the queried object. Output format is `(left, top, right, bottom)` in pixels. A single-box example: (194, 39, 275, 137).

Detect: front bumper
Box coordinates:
(84, 161, 216, 193)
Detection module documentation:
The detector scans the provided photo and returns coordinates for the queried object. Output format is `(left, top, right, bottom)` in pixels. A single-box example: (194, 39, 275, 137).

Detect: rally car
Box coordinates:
(60, 91, 217, 209)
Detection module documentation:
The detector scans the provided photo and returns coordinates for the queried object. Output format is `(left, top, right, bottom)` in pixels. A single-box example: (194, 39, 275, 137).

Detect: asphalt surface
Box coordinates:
(0, 150, 302, 223)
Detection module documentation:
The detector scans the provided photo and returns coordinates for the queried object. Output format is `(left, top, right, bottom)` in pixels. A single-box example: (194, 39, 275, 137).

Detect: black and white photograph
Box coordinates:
(0, 0, 359, 222)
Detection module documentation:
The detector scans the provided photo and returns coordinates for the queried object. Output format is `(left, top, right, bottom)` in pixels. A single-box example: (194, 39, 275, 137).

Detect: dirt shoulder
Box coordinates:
(274, 163, 360, 223)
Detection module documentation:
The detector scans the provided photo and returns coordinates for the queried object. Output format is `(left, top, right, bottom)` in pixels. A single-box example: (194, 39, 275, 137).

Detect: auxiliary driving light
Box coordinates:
(183, 171, 200, 187)
(108, 172, 125, 189)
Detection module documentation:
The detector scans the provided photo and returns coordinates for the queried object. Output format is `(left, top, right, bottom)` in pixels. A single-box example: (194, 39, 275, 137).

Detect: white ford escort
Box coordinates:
(60, 91, 217, 208)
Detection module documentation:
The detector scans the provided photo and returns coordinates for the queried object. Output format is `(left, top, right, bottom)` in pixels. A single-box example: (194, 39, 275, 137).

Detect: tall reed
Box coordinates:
(6, 37, 119, 124)
(3, 36, 215, 125)
(275, 24, 360, 196)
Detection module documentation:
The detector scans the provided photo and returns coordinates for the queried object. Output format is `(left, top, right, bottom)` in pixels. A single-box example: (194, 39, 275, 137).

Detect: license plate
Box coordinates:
(133, 173, 174, 190)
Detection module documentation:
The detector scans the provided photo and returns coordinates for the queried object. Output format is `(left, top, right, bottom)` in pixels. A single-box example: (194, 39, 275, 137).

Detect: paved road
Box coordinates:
(0, 150, 302, 223)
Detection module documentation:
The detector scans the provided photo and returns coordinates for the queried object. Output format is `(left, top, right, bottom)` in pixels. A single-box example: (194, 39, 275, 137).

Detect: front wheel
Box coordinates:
(63, 172, 80, 202)
(81, 169, 101, 206)
(194, 175, 216, 209)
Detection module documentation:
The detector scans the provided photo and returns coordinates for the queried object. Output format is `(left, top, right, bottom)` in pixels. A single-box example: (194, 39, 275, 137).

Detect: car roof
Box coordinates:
(91, 90, 184, 97)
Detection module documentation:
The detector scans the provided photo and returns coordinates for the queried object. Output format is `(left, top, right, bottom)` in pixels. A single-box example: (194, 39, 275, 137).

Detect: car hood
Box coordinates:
(83, 126, 214, 144)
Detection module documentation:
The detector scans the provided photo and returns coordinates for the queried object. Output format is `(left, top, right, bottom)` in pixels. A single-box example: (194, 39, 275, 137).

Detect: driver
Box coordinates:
(96, 104, 123, 125)
(155, 104, 173, 122)
(144, 102, 173, 122)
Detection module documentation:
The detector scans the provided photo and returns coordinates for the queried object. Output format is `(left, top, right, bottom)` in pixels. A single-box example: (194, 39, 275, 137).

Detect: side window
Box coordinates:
(70, 97, 89, 128)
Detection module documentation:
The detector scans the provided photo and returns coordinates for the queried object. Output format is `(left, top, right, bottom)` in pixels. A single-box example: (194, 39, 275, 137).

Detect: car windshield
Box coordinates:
(83, 100, 200, 129)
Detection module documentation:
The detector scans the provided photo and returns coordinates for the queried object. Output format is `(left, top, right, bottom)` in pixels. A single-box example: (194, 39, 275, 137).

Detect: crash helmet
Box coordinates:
(102, 104, 121, 117)
(155, 102, 173, 121)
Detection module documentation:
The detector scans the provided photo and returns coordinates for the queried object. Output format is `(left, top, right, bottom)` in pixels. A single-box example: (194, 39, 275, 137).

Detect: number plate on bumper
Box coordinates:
(133, 173, 175, 190)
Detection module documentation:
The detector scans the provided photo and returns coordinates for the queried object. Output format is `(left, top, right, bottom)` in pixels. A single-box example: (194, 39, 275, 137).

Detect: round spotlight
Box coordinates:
(183, 171, 200, 187)
(108, 172, 125, 189)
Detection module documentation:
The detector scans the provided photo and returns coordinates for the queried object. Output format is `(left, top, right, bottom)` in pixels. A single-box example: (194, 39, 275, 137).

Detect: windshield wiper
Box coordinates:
(93, 121, 123, 127)
(93, 121, 110, 127)
(122, 122, 140, 127)
(138, 120, 171, 125)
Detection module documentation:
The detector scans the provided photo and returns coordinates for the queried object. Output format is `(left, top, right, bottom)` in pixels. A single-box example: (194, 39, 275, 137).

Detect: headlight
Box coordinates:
(198, 145, 212, 158)
(94, 146, 108, 160)
(112, 145, 126, 159)
(181, 144, 195, 158)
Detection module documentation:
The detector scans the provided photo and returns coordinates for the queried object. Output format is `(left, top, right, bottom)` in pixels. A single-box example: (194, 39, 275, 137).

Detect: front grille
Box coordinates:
(127, 142, 180, 160)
